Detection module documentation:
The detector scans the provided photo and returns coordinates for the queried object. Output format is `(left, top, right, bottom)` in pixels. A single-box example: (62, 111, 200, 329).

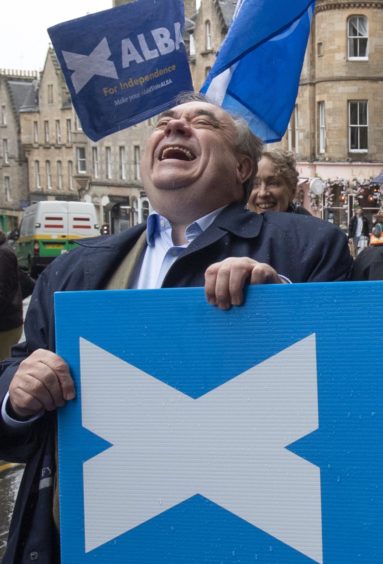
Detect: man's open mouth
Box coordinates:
(159, 145, 196, 161)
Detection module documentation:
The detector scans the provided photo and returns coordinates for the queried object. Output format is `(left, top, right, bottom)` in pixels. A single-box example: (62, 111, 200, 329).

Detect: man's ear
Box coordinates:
(236, 155, 253, 184)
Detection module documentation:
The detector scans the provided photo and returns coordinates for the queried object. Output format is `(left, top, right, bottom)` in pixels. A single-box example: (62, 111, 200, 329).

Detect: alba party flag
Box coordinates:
(48, 0, 192, 141)
(201, 0, 316, 143)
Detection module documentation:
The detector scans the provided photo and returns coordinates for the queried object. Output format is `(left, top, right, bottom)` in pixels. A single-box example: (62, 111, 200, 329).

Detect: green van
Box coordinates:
(16, 201, 99, 276)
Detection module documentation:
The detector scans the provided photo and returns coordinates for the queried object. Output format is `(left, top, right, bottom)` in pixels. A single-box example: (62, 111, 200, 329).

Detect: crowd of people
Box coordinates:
(0, 93, 381, 562)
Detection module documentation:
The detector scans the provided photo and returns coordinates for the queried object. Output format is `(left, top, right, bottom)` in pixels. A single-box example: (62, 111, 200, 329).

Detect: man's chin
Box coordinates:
(149, 175, 196, 191)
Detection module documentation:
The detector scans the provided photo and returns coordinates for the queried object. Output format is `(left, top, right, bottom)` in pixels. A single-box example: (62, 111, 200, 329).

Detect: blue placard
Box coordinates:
(55, 282, 383, 563)
(48, 0, 193, 141)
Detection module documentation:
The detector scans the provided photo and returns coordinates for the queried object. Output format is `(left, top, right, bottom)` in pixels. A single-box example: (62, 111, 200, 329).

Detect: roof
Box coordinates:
(8, 80, 37, 112)
(218, 0, 237, 27)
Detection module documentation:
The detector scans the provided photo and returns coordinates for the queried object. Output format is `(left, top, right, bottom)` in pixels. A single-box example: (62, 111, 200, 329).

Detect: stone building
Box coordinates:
(187, 0, 236, 89)
(19, 47, 152, 233)
(0, 69, 38, 232)
(277, 0, 383, 224)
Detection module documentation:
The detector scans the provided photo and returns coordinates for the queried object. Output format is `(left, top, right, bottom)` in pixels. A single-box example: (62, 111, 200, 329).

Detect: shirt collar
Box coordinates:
(146, 207, 226, 247)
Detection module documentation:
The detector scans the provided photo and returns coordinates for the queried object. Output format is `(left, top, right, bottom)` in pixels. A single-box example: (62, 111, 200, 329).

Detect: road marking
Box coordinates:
(0, 463, 22, 473)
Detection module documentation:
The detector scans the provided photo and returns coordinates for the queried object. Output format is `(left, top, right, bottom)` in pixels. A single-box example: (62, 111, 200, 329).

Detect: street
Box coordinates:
(0, 463, 23, 558)
(0, 296, 30, 560)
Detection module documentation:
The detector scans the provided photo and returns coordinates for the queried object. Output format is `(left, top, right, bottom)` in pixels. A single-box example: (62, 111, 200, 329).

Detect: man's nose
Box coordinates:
(164, 118, 192, 137)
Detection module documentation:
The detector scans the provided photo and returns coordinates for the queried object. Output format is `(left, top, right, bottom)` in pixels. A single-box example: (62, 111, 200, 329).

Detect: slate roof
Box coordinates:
(10, 80, 38, 112)
(218, 0, 237, 27)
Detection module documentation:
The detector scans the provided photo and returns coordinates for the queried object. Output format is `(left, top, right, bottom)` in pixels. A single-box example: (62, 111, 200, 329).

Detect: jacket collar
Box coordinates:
(178, 201, 263, 258)
(73, 202, 263, 288)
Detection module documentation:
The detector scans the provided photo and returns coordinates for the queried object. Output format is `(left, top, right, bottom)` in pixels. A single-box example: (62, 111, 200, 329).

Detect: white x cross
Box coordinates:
(62, 37, 118, 94)
(79, 335, 322, 562)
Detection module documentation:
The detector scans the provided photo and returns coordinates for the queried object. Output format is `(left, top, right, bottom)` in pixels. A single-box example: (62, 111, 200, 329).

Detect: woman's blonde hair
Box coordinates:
(261, 148, 299, 197)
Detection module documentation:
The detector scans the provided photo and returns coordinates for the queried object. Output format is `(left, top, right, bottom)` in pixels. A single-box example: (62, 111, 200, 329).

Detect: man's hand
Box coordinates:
(8, 349, 75, 419)
(205, 257, 284, 310)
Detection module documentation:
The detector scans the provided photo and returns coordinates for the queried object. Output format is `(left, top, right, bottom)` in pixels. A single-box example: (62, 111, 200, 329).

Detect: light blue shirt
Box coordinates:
(132, 207, 225, 289)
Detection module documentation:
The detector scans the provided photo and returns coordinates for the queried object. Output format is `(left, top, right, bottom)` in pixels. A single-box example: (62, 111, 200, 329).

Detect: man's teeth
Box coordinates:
(160, 146, 195, 161)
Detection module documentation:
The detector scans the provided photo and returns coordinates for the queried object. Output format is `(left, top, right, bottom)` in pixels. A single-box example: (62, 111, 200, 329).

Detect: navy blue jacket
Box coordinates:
(0, 203, 352, 563)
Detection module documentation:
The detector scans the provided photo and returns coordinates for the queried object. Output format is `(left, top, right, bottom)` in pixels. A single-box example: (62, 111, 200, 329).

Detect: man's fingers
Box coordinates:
(205, 258, 284, 310)
(8, 349, 75, 418)
(250, 263, 282, 285)
(38, 356, 75, 401)
(205, 258, 253, 309)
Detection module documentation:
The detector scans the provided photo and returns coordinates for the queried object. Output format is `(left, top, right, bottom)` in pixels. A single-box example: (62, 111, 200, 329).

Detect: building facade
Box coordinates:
(277, 0, 383, 225)
(0, 69, 38, 232)
(188, 0, 235, 89)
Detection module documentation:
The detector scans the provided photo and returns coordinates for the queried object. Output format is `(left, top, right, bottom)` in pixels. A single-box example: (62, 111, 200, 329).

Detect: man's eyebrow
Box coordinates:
(156, 108, 221, 127)
(192, 109, 221, 127)
(157, 110, 176, 121)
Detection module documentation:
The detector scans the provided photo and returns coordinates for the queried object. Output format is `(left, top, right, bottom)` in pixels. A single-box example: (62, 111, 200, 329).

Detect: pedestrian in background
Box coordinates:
(348, 207, 370, 257)
(0, 230, 23, 361)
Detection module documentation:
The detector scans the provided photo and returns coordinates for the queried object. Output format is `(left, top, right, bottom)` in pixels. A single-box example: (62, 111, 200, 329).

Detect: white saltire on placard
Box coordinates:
(80, 334, 322, 562)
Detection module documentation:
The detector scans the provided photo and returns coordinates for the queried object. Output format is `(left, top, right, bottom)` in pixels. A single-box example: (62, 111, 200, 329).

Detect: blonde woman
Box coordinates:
(248, 148, 310, 215)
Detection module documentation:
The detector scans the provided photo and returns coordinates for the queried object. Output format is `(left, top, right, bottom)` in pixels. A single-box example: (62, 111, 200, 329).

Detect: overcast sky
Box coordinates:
(1, 0, 113, 71)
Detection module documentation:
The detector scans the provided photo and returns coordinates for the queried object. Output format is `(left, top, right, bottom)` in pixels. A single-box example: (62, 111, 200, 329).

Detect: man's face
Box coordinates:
(140, 101, 252, 221)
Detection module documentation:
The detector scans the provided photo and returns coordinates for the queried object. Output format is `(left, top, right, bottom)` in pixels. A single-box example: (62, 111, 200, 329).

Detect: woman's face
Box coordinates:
(247, 156, 295, 213)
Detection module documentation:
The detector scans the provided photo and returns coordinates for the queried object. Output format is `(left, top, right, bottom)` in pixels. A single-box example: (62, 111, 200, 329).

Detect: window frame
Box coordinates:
(205, 20, 212, 51)
(318, 101, 326, 154)
(348, 100, 368, 153)
(76, 147, 87, 173)
(68, 161, 74, 190)
(106, 147, 112, 179)
(66, 119, 72, 144)
(119, 146, 127, 180)
(34, 160, 41, 189)
(1, 105, 6, 126)
(133, 145, 141, 180)
(33, 121, 39, 144)
(4, 176, 11, 202)
(47, 84, 54, 104)
(55, 120, 62, 144)
(92, 147, 99, 178)
(57, 160, 63, 190)
(46, 160, 52, 189)
(347, 15, 368, 60)
(44, 120, 50, 144)
(2, 139, 9, 164)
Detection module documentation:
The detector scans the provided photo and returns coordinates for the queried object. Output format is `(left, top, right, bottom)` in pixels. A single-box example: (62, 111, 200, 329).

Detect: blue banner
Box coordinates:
(56, 282, 383, 563)
(201, 0, 315, 142)
(48, 0, 193, 141)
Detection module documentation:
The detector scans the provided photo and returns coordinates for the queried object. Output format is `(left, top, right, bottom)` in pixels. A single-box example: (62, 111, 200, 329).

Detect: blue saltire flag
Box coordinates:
(48, 0, 193, 141)
(201, 0, 316, 143)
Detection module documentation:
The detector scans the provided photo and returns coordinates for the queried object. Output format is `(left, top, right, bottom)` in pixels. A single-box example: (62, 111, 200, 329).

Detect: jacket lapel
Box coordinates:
(75, 224, 147, 289)
(178, 202, 263, 259)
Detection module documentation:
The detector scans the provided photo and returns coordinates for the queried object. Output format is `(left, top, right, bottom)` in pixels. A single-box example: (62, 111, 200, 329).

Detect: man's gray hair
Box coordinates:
(175, 92, 263, 196)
